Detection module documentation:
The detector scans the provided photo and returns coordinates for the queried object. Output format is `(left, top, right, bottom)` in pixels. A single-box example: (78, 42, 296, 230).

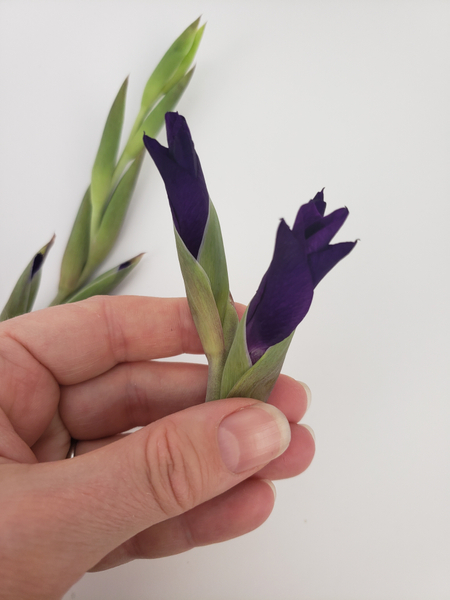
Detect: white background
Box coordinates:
(1, 1, 449, 599)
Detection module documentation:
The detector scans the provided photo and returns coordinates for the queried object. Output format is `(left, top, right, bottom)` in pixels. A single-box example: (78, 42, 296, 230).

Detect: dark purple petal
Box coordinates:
(308, 241, 357, 287)
(143, 113, 209, 258)
(305, 207, 349, 253)
(312, 189, 326, 216)
(246, 220, 314, 364)
(293, 190, 326, 233)
(294, 191, 349, 252)
(165, 112, 200, 176)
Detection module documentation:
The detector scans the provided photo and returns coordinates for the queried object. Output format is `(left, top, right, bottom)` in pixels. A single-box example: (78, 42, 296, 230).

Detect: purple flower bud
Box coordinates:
(246, 190, 356, 363)
(143, 112, 209, 258)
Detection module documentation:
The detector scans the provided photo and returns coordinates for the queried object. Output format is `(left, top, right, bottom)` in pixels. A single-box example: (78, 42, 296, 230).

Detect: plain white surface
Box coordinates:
(1, 1, 449, 599)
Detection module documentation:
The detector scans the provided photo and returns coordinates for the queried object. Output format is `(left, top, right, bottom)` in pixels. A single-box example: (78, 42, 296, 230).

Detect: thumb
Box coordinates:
(1, 398, 290, 598)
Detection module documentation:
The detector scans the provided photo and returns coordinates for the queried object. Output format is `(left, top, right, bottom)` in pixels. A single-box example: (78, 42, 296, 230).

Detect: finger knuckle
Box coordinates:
(144, 420, 205, 517)
(95, 296, 128, 364)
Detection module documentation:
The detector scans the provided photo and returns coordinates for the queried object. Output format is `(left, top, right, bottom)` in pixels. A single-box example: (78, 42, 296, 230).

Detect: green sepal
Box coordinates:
(220, 309, 295, 402)
(225, 333, 293, 402)
(140, 17, 202, 113)
(219, 307, 252, 399)
(175, 227, 224, 358)
(0, 236, 54, 321)
(81, 149, 145, 283)
(197, 199, 232, 326)
(175, 228, 226, 401)
(197, 199, 238, 355)
(222, 294, 240, 357)
(126, 68, 194, 160)
(90, 76, 128, 229)
(64, 254, 143, 303)
(56, 186, 92, 302)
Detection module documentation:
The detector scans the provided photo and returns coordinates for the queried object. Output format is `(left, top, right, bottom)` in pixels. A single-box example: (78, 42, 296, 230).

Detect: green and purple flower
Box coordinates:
(144, 113, 238, 401)
(220, 190, 356, 401)
(245, 191, 356, 364)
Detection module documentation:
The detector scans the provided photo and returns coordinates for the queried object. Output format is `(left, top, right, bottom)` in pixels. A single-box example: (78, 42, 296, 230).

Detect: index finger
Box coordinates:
(0, 296, 203, 386)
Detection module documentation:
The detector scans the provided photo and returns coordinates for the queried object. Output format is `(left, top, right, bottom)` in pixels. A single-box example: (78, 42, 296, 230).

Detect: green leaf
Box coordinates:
(140, 17, 202, 113)
(1, 236, 54, 321)
(54, 186, 92, 303)
(91, 76, 128, 227)
(64, 254, 144, 303)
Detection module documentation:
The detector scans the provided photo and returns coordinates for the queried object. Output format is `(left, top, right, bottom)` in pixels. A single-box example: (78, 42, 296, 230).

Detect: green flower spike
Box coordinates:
(1, 235, 55, 321)
(52, 18, 204, 306)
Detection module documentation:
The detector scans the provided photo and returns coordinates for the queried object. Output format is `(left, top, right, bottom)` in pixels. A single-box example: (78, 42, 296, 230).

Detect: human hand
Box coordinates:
(0, 296, 314, 600)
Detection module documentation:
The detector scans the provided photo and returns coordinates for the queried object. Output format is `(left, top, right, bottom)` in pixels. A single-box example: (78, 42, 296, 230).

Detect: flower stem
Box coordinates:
(205, 353, 225, 402)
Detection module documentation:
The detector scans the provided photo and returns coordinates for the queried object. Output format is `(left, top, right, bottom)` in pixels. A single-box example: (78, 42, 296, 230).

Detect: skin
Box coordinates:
(0, 295, 315, 600)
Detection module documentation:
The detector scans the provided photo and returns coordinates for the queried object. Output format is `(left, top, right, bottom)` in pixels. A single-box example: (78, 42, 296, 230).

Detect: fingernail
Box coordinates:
(218, 404, 291, 474)
(298, 381, 312, 411)
(261, 479, 277, 501)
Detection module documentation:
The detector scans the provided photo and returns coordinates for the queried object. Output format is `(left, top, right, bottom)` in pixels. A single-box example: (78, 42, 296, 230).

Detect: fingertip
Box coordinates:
(260, 478, 277, 502)
(298, 381, 312, 413)
(300, 423, 315, 443)
(268, 376, 311, 423)
(255, 421, 316, 481)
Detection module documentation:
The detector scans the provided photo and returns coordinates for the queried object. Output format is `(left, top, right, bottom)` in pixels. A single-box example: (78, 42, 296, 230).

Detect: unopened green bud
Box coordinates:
(65, 253, 144, 303)
(54, 188, 91, 303)
(126, 68, 194, 160)
(90, 76, 128, 230)
(160, 24, 205, 96)
(140, 17, 202, 113)
(80, 149, 145, 285)
(1, 236, 55, 321)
